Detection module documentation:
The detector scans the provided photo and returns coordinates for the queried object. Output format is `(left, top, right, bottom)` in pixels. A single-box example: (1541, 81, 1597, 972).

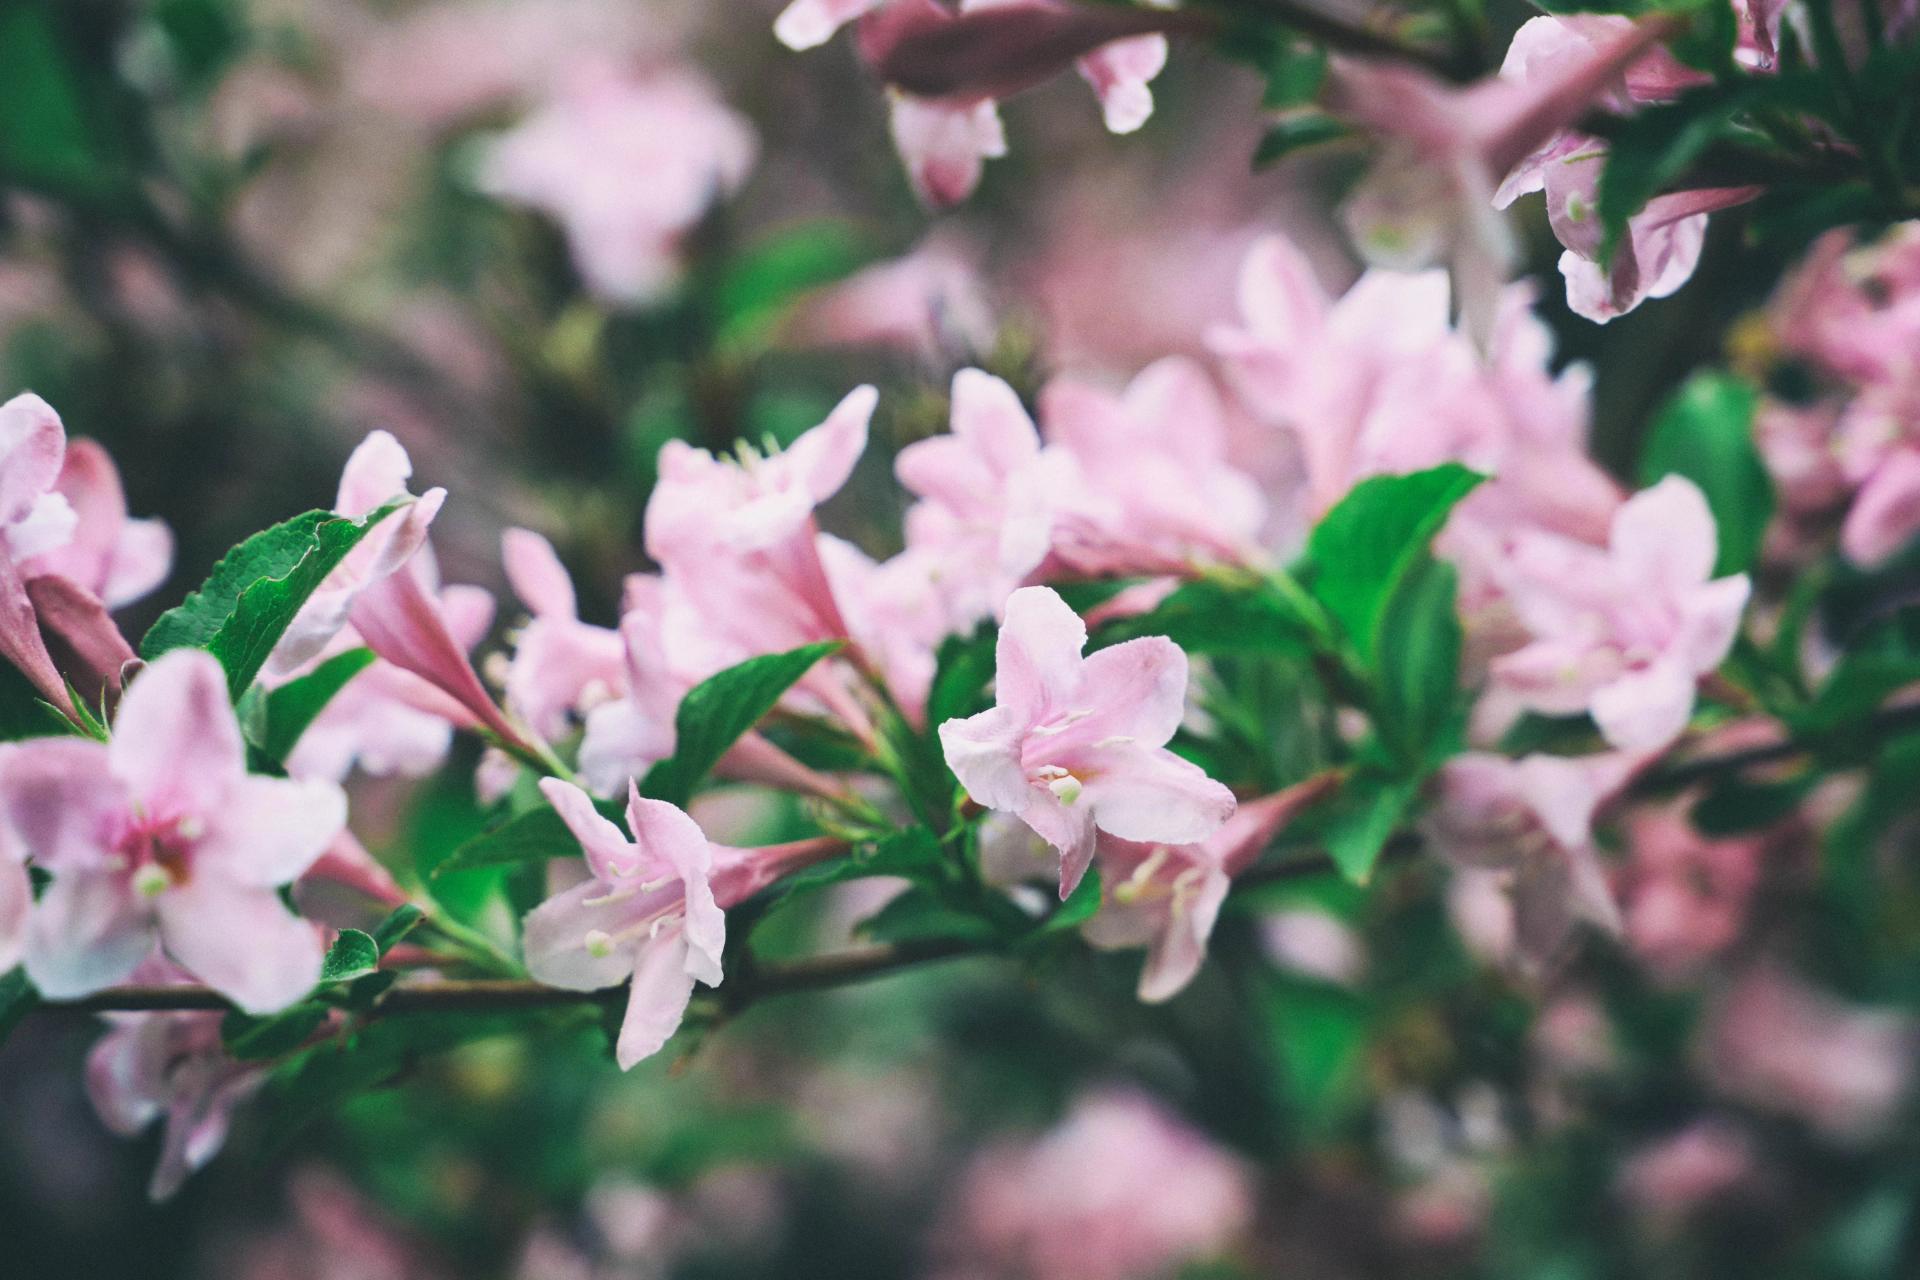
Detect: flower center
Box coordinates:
(114, 813, 204, 894)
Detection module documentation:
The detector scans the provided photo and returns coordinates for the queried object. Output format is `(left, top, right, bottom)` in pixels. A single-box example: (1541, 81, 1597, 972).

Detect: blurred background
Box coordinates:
(0, 1, 1907, 1278)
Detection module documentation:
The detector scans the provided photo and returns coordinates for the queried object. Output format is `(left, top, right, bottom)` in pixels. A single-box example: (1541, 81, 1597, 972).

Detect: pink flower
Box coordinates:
(1492, 17, 1761, 322)
(934, 1089, 1253, 1280)
(1422, 751, 1639, 974)
(476, 64, 756, 305)
(785, 235, 997, 363)
(86, 959, 266, 1200)
(779, 0, 1173, 206)
(897, 369, 1063, 628)
(25, 438, 172, 610)
(0, 392, 82, 712)
(1615, 803, 1771, 983)
(522, 778, 839, 1067)
(578, 582, 684, 797)
(1081, 777, 1337, 1001)
(1615, 1121, 1756, 1229)
(1699, 966, 1916, 1142)
(500, 528, 625, 741)
(1041, 357, 1268, 575)
(938, 586, 1235, 896)
(1488, 476, 1751, 750)
(1326, 18, 1681, 341)
(818, 536, 949, 724)
(0, 650, 344, 1012)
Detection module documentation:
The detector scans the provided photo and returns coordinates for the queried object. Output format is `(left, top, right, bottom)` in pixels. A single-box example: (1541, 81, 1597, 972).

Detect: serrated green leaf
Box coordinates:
(1304, 465, 1483, 664)
(320, 929, 380, 984)
(0, 968, 40, 1051)
(142, 500, 407, 698)
(257, 647, 376, 764)
(639, 641, 842, 807)
(1638, 372, 1772, 576)
(371, 904, 425, 955)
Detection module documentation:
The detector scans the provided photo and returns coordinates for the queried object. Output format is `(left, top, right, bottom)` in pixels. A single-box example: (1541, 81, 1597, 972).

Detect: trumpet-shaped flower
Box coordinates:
(523, 779, 840, 1067)
(937, 586, 1235, 897)
(0, 393, 82, 712)
(0, 650, 344, 1012)
(26, 438, 172, 610)
(1488, 476, 1750, 750)
(500, 528, 625, 741)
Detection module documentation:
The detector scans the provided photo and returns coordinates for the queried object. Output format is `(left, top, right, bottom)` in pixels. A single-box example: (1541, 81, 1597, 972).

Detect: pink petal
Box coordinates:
(86, 1019, 169, 1136)
(100, 518, 174, 611)
(0, 548, 74, 714)
(1017, 789, 1098, 896)
(1082, 741, 1236, 847)
(25, 575, 135, 706)
(24, 871, 153, 999)
(522, 878, 641, 991)
(1612, 475, 1717, 589)
(107, 650, 247, 817)
(615, 930, 698, 1069)
(1077, 33, 1167, 134)
(1843, 450, 1920, 566)
(156, 877, 323, 1014)
(887, 94, 1006, 208)
(1139, 865, 1229, 1003)
(335, 430, 414, 517)
(774, 0, 885, 50)
(0, 857, 29, 973)
(1073, 636, 1189, 749)
(785, 385, 877, 506)
(198, 775, 347, 886)
(1676, 574, 1752, 674)
(938, 705, 1033, 813)
(0, 737, 121, 869)
(994, 586, 1088, 725)
(502, 527, 577, 619)
(0, 392, 67, 529)
(539, 777, 639, 881)
(1234, 236, 1330, 345)
(1590, 658, 1697, 750)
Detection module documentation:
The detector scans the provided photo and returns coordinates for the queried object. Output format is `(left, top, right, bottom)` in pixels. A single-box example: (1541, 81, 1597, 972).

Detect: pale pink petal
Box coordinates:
(86, 1020, 168, 1137)
(0, 857, 29, 972)
(1077, 33, 1166, 133)
(1082, 742, 1236, 847)
(24, 872, 153, 999)
(579, 699, 677, 798)
(1074, 636, 1189, 748)
(0, 549, 74, 713)
(522, 878, 641, 991)
(503, 528, 577, 619)
(335, 430, 414, 516)
(1017, 790, 1099, 896)
(1676, 574, 1752, 673)
(0, 393, 67, 528)
(197, 775, 347, 886)
(1590, 659, 1697, 750)
(26, 576, 136, 704)
(993, 585, 1088, 725)
(785, 385, 877, 505)
(1139, 868, 1229, 1003)
(1235, 236, 1331, 345)
(539, 777, 639, 881)
(937, 705, 1032, 812)
(616, 930, 698, 1069)
(107, 650, 246, 817)
(100, 518, 174, 610)
(888, 94, 1006, 207)
(0, 737, 122, 869)
(774, 0, 885, 50)
(623, 788, 720, 981)
(1842, 450, 1920, 566)
(155, 878, 323, 1014)
(1612, 475, 1717, 589)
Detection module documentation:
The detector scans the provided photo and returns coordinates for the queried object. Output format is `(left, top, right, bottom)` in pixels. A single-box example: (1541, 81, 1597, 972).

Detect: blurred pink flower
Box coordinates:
(1615, 1121, 1756, 1229)
(1615, 803, 1771, 982)
(1699, 966, 1916, 1142)
(1487, 476, 1750, 750)
(524, 779, 842, 1066)
(476, 63, 756, 304)
(86, 959, 265, 1200)
(0, 650, 342, 1012)
(935, 1089, 1253, 1280)
(1422, 751, 1640, 974)
(785, 235, 997, 364)
(938, 585, 1235, 897)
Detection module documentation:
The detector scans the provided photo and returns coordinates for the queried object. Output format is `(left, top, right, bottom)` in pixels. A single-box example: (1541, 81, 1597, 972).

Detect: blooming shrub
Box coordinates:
(0, 1, 1918, 1277)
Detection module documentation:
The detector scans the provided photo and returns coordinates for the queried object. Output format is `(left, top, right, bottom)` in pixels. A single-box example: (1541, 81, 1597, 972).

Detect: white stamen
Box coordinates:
(1047, 775, 1083, 805)
(1091, 735, 1135, 749)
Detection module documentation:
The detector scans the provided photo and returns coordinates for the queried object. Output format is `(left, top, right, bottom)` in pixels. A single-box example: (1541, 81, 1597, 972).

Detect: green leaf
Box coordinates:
(256, 648, 376, 764)
(1373, 557, 1465, 767)
(858, 885, 1003, 946)
(1093, 578, 1313, 657)
(1690, 775, 1814, 835)
(1253, 114, 1351, 168)
(150, 0, 246, 91)
(1033, 864, 1102, 937)
(714, 220, 886, 348)
(926, 624, 996, 728)
(1304, 465, 1483, 663)
(222, 1003, 330, 1062)
(0, 968, 40, 1052)
(639, 641, 842, 807)
(0, 5, 122, 196)
(320, 929, 380, 984)
(770, 826, 944, 903)
(0, 658, 76, 741)
(1789, 653, 1920, 739)
(1638, 372, 1772, 576)
(1321, 772, 1419, 883)
(1260, 974, 1370, 1135)
(436, 802, 601, 877)
(371, 904, 425, 955)
(142, 501, 407, 698)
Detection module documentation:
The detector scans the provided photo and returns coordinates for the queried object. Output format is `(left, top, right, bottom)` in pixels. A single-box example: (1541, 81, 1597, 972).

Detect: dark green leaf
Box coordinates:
(222, 1003, 330, 1061)
(1034, 864, 1102, 937)
(0, 5, 121, 195)
(435, 801, 608, 876)
(0, 968, 40, 1051)
(1260, 974, 1369, 1134)
(320, 929, 380, 984)
(1253, 114, 1351, 168)
(858, 885, 1003, 946)
(1690, 775, 1814, 835)
(142, 501, 407, 698)
(150, 0, 246, 90)
(257, 647, 376, 764)
(640, 641, 842, 807)
(1304, 465, 1483, 663)
(1373, 557, 1465, 767)
(926, 624, 996, 728)
(1093, 578, 1313, 657)
(1638, 372, 1772, 576)
(1789, 653, 1920, 738)
(771, 826, 944, 903)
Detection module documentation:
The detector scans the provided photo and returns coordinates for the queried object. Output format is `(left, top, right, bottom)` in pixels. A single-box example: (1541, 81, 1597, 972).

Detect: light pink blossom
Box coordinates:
(933, 1089, 1253, 1280)
(0, 392, 82, 712)
(500, 528, 625, 741)
(523, 778, 840, 1067)
(1422, 751, 1640, 974)
(0, 650, 343, 1012)
(25, 438, 172, 610)
(1488, 476, 1751, 750)
(86, 959, 267, 1200)
(475, 64, 756, 305)
(1615, 1121, 1756, 1229)
(938, 586, 1235, 896)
